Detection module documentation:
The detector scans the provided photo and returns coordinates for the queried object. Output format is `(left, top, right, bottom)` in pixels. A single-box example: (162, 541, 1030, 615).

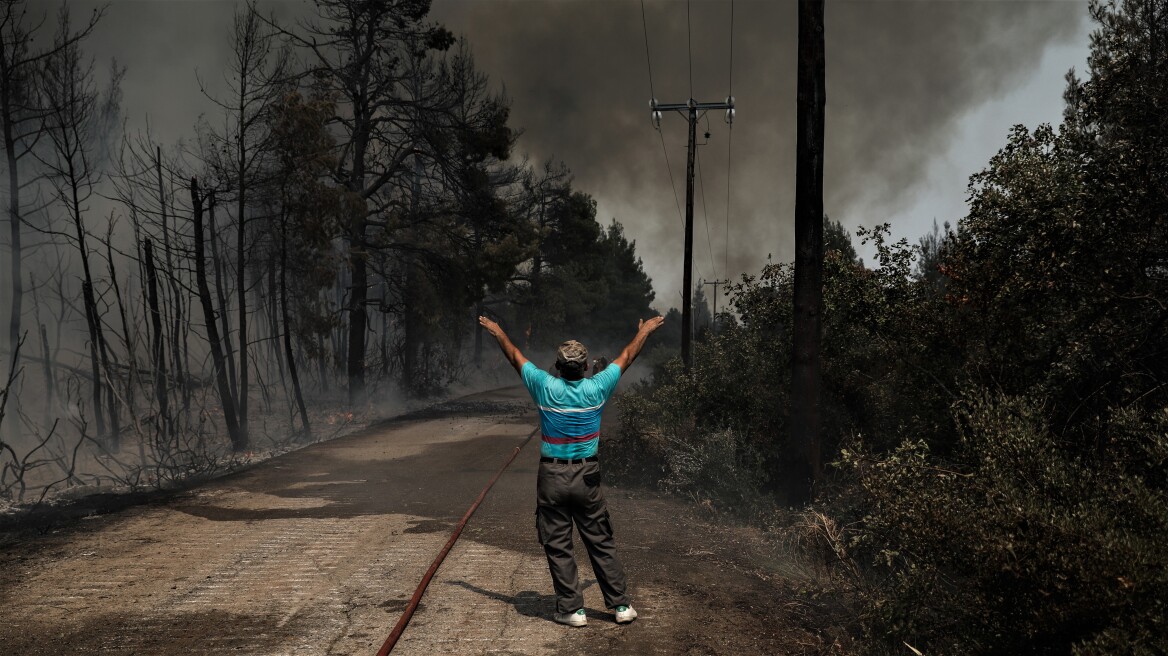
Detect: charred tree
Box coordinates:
(279, 207, 310, 435)
(196, 7, 291, 448)
(106, 224, 137, 432)
(30, 274, 54, 425)
(143, 238, 170, 439)
(191, 178, 244, 450)
(207, 192, 239, 405)
(0, 3, 25, 364)
(267, 261, 285, 389)
(156, 148, 188, 419)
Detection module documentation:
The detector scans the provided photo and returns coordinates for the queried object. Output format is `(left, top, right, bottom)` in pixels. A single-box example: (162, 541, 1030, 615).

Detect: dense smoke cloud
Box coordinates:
(430, 0, 1085, 304)
(56, 0, 1084, 308)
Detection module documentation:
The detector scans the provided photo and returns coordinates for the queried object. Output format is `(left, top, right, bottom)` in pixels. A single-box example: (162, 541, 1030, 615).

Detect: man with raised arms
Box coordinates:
(478, 315, 665, 627)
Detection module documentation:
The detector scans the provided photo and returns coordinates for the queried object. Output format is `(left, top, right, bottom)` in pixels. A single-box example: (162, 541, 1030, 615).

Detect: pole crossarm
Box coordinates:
(651, 97, 736, 128)
(653, 99, 735, 112)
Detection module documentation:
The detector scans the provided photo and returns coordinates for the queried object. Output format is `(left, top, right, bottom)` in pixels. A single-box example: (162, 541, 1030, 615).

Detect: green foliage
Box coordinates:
(518, 188, 655, 351)
(610, 262, 793, 507)
(825, 216, 861, 265)
(913, 219, 951, 293)
(819, 3, 1168, 648)
(265, 85, 347, 357)
(940, 3, 1168, 451)
(820, 224, 960, 456)
(831, 392, 1168, 655)
(609, 362, 776, 519)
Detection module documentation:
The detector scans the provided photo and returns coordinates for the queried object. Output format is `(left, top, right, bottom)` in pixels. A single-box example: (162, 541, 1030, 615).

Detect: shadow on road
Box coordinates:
(447, 578, 600, 623)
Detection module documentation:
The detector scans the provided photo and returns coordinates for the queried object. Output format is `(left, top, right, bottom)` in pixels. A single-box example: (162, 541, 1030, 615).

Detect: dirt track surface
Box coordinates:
(0, 387, 824, 655)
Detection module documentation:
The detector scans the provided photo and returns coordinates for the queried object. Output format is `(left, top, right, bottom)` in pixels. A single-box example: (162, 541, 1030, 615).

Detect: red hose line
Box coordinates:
(376, 427, 538, 656)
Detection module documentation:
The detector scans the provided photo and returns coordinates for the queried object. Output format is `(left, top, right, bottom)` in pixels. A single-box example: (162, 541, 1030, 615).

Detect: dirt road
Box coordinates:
(0, 388, 824, 655)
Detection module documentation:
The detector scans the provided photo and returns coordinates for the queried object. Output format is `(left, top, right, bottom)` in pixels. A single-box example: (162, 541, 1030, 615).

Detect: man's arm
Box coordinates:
(611, 316, 665, 373)
(478, 316, 529, 373)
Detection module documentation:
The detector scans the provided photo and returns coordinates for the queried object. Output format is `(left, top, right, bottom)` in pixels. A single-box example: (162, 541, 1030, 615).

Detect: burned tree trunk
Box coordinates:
(3, 97, 22, 370)
(236, 154, 250, 449)
(68, 173, 117, 448)
(107, 232, 137, 437)
(156, 149, 188, 419)
(279, 209, 310, 435)
(80, 280, 107, 439)
(346, 213, 368, 405)
(474, 301, 484, 367)
(143, 239, 170, 439)
(267, 261, 285, 388)
(1, 20, 25, 374)
(208, 193, 239, 405)
(191, 178, 244, 451)
(527, 251, 542, 349)
(29, 275, 55, 426)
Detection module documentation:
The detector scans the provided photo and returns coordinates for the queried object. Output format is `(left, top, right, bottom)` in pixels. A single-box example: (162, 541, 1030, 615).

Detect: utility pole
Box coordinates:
(703, 278, 728, 334)
(651, 97, 734, 371)
(791, 0, 826, 502)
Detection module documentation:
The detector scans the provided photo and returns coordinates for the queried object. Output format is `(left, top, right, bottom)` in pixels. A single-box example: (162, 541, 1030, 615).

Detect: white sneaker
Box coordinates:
(614, 605, 638, 624)
(554, 609, 587, 627)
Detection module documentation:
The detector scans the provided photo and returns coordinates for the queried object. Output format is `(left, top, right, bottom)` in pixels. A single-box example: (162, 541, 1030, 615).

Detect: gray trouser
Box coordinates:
(535, 460, 631, 613)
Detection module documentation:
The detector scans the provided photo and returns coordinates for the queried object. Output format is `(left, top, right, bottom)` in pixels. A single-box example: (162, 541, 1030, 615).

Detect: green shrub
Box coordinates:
(607, 362, 776, 518)
(829, 391, 1168, 655)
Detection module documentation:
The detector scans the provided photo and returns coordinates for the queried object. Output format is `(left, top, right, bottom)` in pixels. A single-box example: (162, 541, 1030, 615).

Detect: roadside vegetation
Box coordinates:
(609, 1, 1168, 653)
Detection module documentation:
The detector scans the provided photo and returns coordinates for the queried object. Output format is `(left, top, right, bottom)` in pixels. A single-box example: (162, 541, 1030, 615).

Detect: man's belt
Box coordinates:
(540, 455, 599, 464)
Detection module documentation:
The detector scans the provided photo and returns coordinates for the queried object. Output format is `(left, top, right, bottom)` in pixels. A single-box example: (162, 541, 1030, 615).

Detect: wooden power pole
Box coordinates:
(651, 98, 735, 371)
(791, 0, 826, 502)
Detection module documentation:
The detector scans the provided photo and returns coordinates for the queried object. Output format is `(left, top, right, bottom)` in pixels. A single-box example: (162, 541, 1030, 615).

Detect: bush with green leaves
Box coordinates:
(609, 332, 785, 517)
(829, 391, 1168, 655)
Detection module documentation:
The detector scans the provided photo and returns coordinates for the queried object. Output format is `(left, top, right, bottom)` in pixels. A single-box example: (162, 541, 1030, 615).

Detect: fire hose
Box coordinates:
(375, 427, 538, 656)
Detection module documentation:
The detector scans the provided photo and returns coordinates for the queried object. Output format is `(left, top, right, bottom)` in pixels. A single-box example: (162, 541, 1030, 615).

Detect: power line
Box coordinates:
(642, 0, 681, 230)
(725, 124, 733, 280)
(729, 0, 735, 99)
(725, 0, 735, 279)
(657, 129, 686, 232)
(645, 0, 699, 280)
(687, 0, 693, 98)
(640, 0, 656, 99)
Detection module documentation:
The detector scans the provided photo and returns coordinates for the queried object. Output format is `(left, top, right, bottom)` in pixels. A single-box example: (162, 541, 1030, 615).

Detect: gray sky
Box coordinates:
(70, 0, 1092, 311)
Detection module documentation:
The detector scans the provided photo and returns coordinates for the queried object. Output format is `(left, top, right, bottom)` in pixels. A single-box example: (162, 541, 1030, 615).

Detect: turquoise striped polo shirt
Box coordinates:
(520, 361, 622, 458)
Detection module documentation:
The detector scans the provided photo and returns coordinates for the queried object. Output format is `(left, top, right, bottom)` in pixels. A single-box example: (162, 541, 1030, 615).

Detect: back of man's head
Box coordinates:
(556, 340, 588, 378)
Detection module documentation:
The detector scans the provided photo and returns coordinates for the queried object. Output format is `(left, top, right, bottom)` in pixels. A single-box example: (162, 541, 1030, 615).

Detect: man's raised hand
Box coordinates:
(479, 316, 528, 372)
(479, 315, 504, 338)
(638, 316, 665, 334)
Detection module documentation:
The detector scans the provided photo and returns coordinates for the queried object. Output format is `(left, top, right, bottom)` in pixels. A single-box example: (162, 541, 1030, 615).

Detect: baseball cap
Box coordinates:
(556, 340, 588, 367)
